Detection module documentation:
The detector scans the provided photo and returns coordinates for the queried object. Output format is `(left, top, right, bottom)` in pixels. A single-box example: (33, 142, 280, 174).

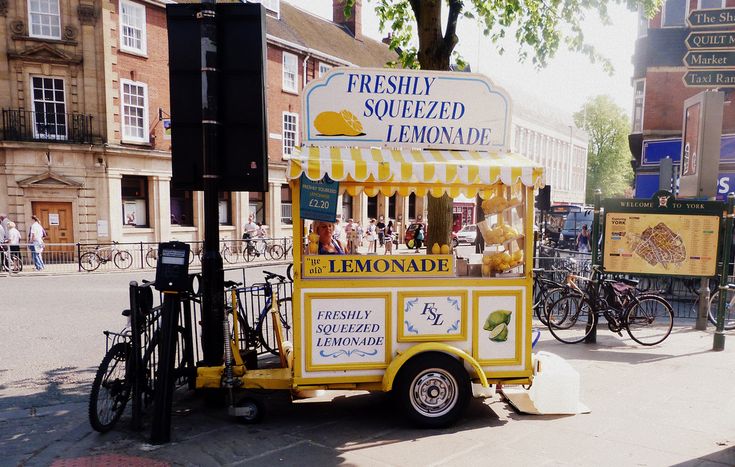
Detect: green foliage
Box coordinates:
(355, 0, 662, 72)
(574, 95, 634, 202)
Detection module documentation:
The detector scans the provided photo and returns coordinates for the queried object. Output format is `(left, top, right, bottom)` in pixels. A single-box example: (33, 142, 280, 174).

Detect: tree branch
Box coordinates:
(443, 0, 462, 55)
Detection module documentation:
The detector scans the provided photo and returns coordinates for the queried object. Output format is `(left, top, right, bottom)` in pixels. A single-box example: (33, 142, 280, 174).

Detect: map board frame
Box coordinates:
(601, 191, 724, 277)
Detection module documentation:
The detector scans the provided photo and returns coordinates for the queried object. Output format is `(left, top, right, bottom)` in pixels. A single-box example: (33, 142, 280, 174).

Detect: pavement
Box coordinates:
(3, 315, 735, 466)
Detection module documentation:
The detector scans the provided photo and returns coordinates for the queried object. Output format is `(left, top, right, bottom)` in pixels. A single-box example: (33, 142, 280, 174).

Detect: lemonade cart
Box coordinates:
(201, 68, 545, 427)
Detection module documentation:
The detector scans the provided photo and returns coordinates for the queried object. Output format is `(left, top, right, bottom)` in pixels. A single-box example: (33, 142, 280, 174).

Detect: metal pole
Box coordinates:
(585, 189, 602, 344)
(128, 281, 142, 431)
(714, 193, 734, 351)
(199, 0, 224, 365)
(150, 293, 180, 444)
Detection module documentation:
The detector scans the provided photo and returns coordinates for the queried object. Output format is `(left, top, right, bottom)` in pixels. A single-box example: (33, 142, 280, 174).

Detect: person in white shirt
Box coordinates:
(243, 215, 258, 239)
(28, 215, 45, 270)
(5, 221, 21, 262)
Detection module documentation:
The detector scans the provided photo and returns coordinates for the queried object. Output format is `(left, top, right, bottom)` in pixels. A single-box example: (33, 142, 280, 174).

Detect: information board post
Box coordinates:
(586, 189, 602, 344)
(714, 193, 735, 350)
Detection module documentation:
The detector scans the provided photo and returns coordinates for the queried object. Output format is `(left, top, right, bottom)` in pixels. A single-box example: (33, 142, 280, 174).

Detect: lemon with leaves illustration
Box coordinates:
(314, 109, 364, 136)
(489, 322, 509, 342)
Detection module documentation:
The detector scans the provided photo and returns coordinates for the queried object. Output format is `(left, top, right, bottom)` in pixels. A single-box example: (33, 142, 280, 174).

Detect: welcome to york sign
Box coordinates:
(302, 67, 511, 151)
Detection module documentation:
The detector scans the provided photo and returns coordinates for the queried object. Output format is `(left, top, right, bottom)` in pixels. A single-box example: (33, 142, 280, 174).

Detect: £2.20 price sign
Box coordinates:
(300, 174, 339, 222)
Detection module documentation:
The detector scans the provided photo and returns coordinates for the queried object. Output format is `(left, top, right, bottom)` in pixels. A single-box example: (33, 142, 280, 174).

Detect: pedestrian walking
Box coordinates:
(6, 221, 21, 261)
(28, 215, 46, 270)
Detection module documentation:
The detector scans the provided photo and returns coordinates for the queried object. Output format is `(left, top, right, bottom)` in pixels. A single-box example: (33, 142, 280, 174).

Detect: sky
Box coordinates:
(298, 1, 639, 123)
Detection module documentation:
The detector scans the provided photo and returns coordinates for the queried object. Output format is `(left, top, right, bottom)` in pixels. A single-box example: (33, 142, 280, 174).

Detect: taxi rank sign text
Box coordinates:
(303, 67, 511, 151)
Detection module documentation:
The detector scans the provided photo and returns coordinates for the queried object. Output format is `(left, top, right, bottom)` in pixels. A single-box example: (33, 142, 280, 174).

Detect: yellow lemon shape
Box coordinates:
(431, 243, 440, 254)
(440, 244, 450, 255)
(314, 109, 364, 136)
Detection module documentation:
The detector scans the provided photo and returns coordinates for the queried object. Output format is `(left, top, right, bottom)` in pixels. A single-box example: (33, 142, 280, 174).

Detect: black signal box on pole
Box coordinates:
(166, 3, 268, 192)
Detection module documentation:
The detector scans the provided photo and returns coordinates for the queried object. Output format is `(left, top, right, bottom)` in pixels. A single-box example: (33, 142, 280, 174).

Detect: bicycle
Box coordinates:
(547, 265, 674, 346)
(230, 270, 292, 355)
(80, 242, 133, 271)
(242, 236, 284, 262)
(532, 268, 568, 325)
(88, 286, 193, 432)
(0, 244, 22, 273)
(707, 283, 735, 330)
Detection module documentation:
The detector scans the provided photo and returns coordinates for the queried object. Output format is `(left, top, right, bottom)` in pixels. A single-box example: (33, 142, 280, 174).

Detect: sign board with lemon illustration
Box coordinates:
(473, 290, 525, 366)
(303, 68, 511, 151)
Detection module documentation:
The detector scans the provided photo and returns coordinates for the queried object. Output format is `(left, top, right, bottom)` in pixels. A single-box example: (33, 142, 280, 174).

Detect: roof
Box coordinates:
(267, 2, 397, 68)
(288, 146, 544, 198)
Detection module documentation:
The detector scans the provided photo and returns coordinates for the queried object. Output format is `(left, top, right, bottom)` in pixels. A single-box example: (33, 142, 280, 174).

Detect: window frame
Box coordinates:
(282, 111, 298, 157)
(632, 78, 646, 133)
(698, 0, 725, 9)
(170, 184, 194, 227)
(121, 175, 150, 228)
(30, 75, 67, 141)
(28, 0, 61, 39)
(119, 78, 149, 144)
(318, 62, 331, 78)
(661, 0, 688, 27)
(282, 51, 298, 93)
(119, 0, 147, 56)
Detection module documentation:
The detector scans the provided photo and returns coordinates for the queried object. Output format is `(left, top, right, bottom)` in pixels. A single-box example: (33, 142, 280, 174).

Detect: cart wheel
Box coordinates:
(235, 397, 265, 424)
(395, 352, 470, 428)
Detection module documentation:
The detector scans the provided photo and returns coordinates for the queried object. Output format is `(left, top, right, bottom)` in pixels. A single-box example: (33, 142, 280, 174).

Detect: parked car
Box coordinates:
(557, 210, 594, 250)
(455, 225, 477, 245)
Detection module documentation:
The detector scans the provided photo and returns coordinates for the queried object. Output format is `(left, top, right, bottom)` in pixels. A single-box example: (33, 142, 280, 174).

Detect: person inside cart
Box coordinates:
(315, 220, 346, 254)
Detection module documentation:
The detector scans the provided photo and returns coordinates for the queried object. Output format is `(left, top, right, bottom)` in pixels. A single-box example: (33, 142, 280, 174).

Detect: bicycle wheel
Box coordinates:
(9, 255, 22, 273)
(708, 290, 735, 331)
(626, 295, 674, 346)
(145, 249, 157, 268)
(222, 245, 235, 264)
(114, 250, 133, 269)
(245, 243, 258, 262)
(267, 244, 285, 261)
(536, 287, 565, 326)
(80, 252, 101, 272)
(547, 295, 596, 344)
(142, 326, 192, 399)
(89, 342, 131, 433)
(258, 297, 293, 355)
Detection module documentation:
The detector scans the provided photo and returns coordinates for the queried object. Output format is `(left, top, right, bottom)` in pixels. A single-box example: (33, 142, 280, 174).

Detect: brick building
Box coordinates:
(0, 0, 397, 250)
(630, 0, 735, 198)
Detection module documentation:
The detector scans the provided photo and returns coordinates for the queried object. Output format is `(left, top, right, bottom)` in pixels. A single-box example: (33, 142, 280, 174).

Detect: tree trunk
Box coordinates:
(411, 0, 460, 251)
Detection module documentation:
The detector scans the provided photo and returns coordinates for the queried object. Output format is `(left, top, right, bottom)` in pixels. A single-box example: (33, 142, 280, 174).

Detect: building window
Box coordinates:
(699, 0, 725, 9)
(218, 192, 232, 225)
(31, 77, 66, 140)
(120, 0, 146, 55)
(637, 6, 648, 38)
(120, 79, 149, 143)
(28, 0, 61, 39)
(662, 0, 687, 27)
(170, 185, 193, 226)
(632, 79, 645, 133)
(122, 176, 149, 227)
(282, 52, 298, 93)
(249, 191, 265, 224)
(281, 184, 292, 225)
(318, 63, 331, 77)
(283, 112, 298, 157)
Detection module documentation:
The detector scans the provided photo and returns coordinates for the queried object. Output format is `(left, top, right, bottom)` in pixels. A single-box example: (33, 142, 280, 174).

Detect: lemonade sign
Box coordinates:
(303, 67, 511, 151)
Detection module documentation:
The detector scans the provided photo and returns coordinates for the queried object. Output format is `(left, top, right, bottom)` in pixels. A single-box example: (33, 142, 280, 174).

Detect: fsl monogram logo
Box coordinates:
(421, 302, 444, 326)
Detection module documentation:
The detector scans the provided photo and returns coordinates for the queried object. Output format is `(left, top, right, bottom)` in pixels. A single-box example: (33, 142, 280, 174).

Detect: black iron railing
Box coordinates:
(1, 109, 94, 143)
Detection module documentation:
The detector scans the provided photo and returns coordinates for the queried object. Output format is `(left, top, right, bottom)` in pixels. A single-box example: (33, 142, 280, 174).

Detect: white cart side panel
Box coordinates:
(297, 285, 530, 382)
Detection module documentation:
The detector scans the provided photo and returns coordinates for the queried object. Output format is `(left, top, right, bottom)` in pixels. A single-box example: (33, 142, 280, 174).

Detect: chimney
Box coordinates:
(333, 0, 362, 41)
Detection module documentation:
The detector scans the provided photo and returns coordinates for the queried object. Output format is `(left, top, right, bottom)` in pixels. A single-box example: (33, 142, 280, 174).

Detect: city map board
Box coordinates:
(602, 192, 723, 277)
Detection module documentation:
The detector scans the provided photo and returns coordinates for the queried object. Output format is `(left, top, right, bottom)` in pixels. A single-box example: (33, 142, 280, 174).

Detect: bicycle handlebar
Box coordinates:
(262, 270, 286, 283)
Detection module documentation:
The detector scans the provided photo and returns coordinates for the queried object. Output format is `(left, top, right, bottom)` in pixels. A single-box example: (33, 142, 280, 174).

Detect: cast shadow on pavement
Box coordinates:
(672, 445, 735, 466)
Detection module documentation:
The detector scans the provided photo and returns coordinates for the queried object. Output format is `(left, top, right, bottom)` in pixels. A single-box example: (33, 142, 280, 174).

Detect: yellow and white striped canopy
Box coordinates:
(287, 146, 545, 198)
